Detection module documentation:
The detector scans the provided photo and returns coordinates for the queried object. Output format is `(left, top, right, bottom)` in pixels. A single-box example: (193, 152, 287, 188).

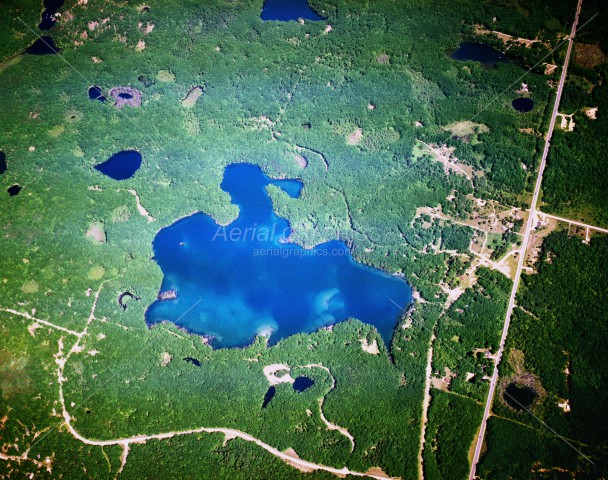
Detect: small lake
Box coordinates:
(39, 0, 65, 31)
(26, 36, 60, 55)
(504, 383, 537, 410)
(450, 42, 510, 66)
(512, 97, 534, 113)
(0, 152, 6, 174)
(293, 376, 314, 392)
(145, 163, 411, 349)
(88, 86, 106, 102)
(8, 184, 22, 197)
(94, 150, 142, 180)
(261, 0, 324, 21)
(262, 386, 276, 408)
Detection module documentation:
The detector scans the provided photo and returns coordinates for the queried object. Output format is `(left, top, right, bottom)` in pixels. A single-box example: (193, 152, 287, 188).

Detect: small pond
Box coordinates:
(504, 383, 537, 410)
(8, 184, 22, 197)
(39, 0, 65, 31)
(512, 97, 534, 113)
(0, 152, 6, 175)
(94, 150, 142, 180)
(26, 36, 60, 55)
(293, 376, 314, 393)
(183, 357, 202, 367)
(261, 0, 324, 21)
(450, 42, 510, 66)
(88, 86, 106, 102)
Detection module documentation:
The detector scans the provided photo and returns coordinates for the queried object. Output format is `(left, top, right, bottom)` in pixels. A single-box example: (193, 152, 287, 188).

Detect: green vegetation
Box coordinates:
(0, 0, 592, 477)
(479, 232, 608, 477)
(542, 0, 608, 226)
(423, 390, 483, 480)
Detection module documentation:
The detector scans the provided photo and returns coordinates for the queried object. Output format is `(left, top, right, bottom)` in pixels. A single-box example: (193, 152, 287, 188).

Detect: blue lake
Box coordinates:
(94, 150, 142, 180)
(261, 0, 324, 21)
(0, 152, 6, 175)
(145, 163, 411, 349)
(450, 42, 510, 66)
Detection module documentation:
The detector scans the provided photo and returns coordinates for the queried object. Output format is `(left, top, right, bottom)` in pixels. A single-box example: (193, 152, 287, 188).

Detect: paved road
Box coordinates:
(468, 1, 584, 478)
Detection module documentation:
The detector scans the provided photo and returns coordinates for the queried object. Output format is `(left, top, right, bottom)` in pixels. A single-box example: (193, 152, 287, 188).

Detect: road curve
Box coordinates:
(468, 1, 584, 478)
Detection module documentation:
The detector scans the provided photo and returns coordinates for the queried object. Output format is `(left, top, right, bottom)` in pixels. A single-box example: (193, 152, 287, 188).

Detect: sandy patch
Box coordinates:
(156, 70, 175, 82)
(360, 338, 379, 354)
(281, 448, 316, 474)
(86, 222, 106, 243)
(376, 53, 389, 64)
(127, 189, 155, 222)
(347, 128, 363, 145)
(263, 364, 294, 385)
(182, 86, 204, 108)
(293, 153, 307, 169)
(160, 352, 172, 366)
(585, 107, 598, 120)
(28, 322, 43, 336)
(443, 120, 489, 137)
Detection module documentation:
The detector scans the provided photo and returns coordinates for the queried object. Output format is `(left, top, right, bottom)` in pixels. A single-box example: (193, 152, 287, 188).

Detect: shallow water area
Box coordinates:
(261, 0, 323, 21)
(94, 150, 142, 180)
(145, 163, 411, 349)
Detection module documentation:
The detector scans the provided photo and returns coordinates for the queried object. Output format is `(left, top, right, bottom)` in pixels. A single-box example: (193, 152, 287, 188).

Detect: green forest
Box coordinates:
(1, 0, 604, 478)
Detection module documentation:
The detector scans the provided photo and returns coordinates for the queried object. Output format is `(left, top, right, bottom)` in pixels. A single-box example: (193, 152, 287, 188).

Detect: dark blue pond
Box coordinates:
(39, 0, 65, 31)
(450, 42, 510, 66)
(512, 97, 534, 113)
(94, 150, 142, 180)
(8, 184, 22, 197)
(0, 152, 6, 175)
(293, 376, 314, 392)
(262, 386, 276, 408)
(183, 357, 201, 367)
(145, 163, 411, 349)
(88, 86, 106, 102)
(261, 0, 323, 21)
(504, 383, 537, 410)
(26, 36, 60, 55)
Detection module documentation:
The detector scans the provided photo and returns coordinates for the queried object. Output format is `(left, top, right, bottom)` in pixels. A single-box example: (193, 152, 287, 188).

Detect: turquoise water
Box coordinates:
(145, 164, 411, 348)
